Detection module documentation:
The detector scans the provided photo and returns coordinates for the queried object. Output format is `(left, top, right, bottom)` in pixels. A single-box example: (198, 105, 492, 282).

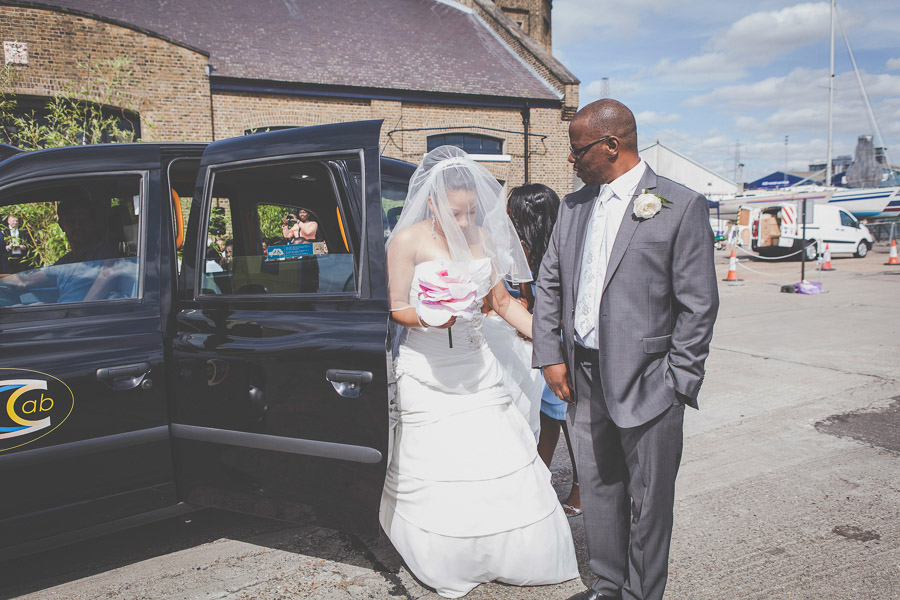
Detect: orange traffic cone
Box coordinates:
(722, 248, 743, 282)
(886, 239, 899, 265)
(821, 243, 835, 271)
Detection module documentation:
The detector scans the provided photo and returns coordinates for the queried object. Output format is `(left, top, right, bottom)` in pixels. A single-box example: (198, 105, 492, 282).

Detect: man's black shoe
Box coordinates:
(565, 589, 621, 600)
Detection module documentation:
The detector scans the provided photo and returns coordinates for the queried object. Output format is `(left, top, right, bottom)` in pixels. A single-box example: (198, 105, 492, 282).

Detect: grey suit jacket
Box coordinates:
(532, 166, 719, 428)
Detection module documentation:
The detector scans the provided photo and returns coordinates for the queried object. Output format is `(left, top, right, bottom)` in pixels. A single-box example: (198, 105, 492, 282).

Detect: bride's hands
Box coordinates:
(422, 315, 457, 329)
(390, 306, 459, 330)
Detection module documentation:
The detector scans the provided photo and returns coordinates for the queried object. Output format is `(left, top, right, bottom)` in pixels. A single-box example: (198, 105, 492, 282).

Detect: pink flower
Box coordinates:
(416, 263, 478, 326)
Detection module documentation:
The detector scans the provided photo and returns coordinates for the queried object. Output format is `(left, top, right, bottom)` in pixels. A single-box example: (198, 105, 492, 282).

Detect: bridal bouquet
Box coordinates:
(415, 263, 478, 348)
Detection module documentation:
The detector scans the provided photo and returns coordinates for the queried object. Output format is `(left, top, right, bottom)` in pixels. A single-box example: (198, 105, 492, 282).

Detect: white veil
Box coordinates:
(385, 146, 531, 312)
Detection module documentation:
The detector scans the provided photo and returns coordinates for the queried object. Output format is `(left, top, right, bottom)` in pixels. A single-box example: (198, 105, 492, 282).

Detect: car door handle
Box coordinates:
(96, 362, 152, 391)
(325, 369, 373, 398)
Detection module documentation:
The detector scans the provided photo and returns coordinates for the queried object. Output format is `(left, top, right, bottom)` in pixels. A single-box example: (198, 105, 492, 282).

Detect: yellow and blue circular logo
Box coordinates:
(0, 368, 75, 452)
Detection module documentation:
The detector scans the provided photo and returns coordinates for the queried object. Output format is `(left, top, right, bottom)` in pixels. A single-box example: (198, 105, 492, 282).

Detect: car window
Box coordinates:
(200, 197, 236, 294)
(382, 179, 408, 237)
(199, 160, 356, 296)
(0, 175, 142, 308)
(839, 211, 856, 227)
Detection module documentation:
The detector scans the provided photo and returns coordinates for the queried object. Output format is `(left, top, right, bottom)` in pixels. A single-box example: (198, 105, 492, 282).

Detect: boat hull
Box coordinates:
(716, 186, 899, 220)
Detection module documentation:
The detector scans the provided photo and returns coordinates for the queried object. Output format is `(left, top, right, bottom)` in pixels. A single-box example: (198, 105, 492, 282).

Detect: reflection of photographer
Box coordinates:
(3, 214, 29, 274)
(219, 239, 233, 271)
(281, 209, 318, 244)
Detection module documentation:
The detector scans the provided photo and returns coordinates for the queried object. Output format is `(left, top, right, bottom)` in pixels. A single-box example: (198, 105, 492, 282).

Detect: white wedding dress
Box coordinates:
(380, 259, 579, 598)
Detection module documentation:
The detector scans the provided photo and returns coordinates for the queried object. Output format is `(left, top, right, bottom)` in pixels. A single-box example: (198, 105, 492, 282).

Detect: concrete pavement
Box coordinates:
(4, 246, 899, 599)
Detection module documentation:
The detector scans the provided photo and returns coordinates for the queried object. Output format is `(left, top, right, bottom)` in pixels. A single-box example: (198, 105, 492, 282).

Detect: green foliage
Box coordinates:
(209, 206, 228, 237)
(2, 58, 148, 150)
(13, 203, 68, 267)
(258, 204, 285, 239)
(1, 57, 151, 267)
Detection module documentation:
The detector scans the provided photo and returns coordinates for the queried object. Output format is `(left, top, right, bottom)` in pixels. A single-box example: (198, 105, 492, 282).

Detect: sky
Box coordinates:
(550, 0, 900, 185)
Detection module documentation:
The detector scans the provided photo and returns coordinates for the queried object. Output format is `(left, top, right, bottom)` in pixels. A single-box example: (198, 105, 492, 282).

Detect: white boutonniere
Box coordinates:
(633, 188, 672, 220)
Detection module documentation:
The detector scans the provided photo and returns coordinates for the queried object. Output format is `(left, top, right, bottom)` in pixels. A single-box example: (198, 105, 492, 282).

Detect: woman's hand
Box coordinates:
(486, 281, 532, 339)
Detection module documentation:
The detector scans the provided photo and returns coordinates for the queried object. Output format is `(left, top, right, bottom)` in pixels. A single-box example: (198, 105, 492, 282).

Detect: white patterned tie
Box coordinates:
(575, 185, 613, 342)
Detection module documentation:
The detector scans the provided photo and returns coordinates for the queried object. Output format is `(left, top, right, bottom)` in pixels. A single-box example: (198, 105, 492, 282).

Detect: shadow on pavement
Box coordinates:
(0, 508, 398, 599)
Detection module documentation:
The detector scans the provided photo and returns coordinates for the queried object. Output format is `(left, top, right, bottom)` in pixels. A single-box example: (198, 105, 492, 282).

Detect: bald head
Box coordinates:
(567, 99, 641, 185)
(573, 99, 638, 154)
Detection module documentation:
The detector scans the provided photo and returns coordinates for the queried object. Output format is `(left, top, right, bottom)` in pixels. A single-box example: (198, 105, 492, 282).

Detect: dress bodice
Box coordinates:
(405, 257, 493, 349)
(395, 257, 502, 394)
(407, 257, 494, 306)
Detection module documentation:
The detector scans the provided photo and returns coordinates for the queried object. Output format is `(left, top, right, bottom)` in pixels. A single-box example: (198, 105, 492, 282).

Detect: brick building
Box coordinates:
(1, 0, 579, 193)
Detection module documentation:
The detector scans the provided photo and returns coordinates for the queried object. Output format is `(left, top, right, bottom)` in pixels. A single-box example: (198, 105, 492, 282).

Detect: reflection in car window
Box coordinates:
(0, 176, 141, 307)
(199, 160, 356, 296)
(382, 180, 407, 237)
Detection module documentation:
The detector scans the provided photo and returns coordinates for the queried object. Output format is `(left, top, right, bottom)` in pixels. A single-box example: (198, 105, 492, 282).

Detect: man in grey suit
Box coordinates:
(533, 99, 719, 600)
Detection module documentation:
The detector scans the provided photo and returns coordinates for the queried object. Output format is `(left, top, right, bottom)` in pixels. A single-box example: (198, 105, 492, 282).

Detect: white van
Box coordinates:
(744, 202, 875, 260)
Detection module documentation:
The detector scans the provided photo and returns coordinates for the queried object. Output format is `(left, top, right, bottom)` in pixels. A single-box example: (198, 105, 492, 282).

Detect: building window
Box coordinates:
(501, 7, 530, 33)
(427, 133, 503, 155)
(0, 95, 140, 146)
(243, 126, 300, 136)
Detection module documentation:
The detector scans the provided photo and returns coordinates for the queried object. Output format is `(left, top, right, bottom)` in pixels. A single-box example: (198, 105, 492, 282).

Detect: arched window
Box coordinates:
(243, 125, 300, 135)
(427, 133, 503, 155)
(1, 95, 141, 146)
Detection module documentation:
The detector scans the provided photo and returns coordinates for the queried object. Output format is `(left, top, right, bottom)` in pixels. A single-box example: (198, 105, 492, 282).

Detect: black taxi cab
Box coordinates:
(0, 121, 415, 560)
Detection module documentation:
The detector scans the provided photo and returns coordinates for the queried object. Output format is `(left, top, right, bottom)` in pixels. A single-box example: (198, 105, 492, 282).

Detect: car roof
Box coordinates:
(0, 142, 415, 183)
(380, 156, 416, 180)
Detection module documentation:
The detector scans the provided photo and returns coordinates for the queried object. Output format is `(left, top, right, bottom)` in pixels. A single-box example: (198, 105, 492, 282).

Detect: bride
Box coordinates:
(380, 146, 579, 598)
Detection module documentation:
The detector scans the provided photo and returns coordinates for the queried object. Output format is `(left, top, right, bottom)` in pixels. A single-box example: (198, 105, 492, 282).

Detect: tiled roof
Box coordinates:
(21, 0, 562, 100)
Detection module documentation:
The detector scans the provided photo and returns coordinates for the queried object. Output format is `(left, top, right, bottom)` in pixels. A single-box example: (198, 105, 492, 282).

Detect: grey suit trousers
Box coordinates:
(570, 345, 684, 600)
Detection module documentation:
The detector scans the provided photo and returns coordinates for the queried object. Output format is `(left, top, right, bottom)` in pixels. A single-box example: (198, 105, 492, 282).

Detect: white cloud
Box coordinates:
(734, 116, 758, 130)
(676, 65, 900, 179)
(654, 3, 865, 83)
(552, 0, 677, 40)
(711, 3, 834, 62)
(582, 78, 643, 102)
(636, 110, 682, 125)
(887, 57, 900, 70)
(685, 67, 900, 111)
(654, 53, 745, 83)
(669, 131, 829, 183)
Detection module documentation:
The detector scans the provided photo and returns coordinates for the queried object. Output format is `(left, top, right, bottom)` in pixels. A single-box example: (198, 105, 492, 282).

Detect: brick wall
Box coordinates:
(2, 4, 575, 195)
(212, 92, 574, 196)
(1, 5, 212, 142)
(493, 0, 552, 51)
(460, 0, 578, 114)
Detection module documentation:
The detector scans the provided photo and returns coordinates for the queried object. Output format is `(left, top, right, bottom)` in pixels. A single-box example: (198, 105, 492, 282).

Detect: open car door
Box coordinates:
(0, 145, 179, 558)
(170, 121, 390, 536)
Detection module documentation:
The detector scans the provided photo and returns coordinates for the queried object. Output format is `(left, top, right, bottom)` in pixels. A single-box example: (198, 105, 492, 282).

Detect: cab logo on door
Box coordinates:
(0, 369, 74, 452)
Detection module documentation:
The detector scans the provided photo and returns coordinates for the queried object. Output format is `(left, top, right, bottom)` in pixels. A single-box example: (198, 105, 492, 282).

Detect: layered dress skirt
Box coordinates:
(380, 280, 578, 597)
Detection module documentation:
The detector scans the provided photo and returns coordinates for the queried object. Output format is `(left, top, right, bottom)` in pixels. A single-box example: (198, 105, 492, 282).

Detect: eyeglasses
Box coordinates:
(569, 135, 612, 161)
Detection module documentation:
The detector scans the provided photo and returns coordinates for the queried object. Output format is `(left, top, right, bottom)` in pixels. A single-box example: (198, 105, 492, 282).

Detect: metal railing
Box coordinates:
(865, 220, 898, 244)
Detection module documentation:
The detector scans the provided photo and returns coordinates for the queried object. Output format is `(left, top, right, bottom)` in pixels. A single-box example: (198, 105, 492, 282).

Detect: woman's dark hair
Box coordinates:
(507, 183, 560, 274)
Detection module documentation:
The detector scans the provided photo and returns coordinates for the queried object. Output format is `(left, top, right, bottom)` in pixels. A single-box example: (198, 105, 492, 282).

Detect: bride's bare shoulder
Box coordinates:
(391, 221, 429, 244)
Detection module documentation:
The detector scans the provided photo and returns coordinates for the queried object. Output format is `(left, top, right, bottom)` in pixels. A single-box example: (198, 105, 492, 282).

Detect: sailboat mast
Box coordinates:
(826, 0, 835, 186)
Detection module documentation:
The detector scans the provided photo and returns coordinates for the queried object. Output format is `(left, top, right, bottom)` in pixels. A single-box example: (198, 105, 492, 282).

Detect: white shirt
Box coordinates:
(575, 159, 647, 349)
